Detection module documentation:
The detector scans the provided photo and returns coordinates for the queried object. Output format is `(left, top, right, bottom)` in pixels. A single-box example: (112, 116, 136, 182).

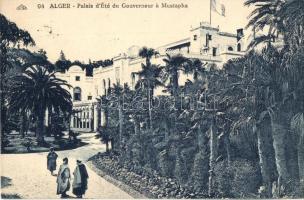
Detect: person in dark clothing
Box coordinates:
(72, 160, 89, 198)
(47, 147, 58, 175)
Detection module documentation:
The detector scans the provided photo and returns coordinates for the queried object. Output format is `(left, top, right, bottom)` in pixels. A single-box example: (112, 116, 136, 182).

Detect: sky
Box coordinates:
(0, 0, 252, 63)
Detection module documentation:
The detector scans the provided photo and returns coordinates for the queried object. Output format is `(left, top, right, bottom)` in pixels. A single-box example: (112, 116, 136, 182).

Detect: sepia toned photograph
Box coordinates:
(0, 0, 304, 199)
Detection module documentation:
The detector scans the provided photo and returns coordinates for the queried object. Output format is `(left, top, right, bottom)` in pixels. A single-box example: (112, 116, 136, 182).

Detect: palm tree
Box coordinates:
(104, 83, 133, 150)
(97, 95, 111, 152)
(245, 0, 285, 48)
(109, 83, 124, 149)
(277, 0, 304, 51)
(223, 51, 277, 197)
(136, 64, 163, 97)
(135, 63, 163, 129)
(246, 0, 304, 192)
(8, 66, 72, 144)
(184, 58, 205, 81)
(245, 0, 304, 50)
(138, 47, 158, 67)
(162, 54, 189, 96)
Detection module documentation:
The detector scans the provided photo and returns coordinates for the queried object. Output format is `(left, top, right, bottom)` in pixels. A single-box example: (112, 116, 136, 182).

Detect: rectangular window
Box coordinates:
(88, 96, 92, 100)
(212, 47, 217, 56)
(193, 35, 197, 41)
(75, 76, 80, 81)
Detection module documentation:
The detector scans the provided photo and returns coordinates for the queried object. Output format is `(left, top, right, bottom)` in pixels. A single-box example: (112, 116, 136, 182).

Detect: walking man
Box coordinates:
(72, 160, 89, 198)
(57, 157, 71, 198)
(47, 147, 58, 176)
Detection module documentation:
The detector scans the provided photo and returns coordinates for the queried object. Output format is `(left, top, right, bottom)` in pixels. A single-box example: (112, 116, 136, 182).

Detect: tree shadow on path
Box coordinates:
(1, 176, 22, 199)
(1, 176, 12, 188)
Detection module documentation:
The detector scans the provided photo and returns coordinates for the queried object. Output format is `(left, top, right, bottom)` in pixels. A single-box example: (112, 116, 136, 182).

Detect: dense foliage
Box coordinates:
(95, 0, 304, 196)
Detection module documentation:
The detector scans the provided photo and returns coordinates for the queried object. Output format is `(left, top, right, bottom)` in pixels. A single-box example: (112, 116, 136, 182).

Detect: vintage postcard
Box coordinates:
(1, 0, 303, 199)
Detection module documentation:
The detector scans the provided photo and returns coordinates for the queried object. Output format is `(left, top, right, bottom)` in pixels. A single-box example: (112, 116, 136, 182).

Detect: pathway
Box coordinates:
(0, 133, 133, 199)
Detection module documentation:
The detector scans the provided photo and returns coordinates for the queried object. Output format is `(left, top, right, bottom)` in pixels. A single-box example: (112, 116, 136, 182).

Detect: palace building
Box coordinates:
(55, 22, 246, 132)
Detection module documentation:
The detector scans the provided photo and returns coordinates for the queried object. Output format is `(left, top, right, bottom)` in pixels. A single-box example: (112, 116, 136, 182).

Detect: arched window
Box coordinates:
(237, 43, 241, 52)
(73, 87, 81, 101)
(228, 46, 234, 51)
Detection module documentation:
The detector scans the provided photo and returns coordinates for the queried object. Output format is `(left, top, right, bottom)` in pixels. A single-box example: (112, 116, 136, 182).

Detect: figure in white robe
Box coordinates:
(57, 158, 70, 198)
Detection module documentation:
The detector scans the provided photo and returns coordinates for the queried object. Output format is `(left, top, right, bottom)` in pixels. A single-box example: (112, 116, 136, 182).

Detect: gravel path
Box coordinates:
(1, 133, 133, 199)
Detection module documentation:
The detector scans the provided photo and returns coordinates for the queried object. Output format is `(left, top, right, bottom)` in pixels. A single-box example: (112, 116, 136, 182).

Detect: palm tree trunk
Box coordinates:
(148, 83, 152, 129)
(194, 71, 198, 81)
(298, 134, 304, 188)
(208, 121, 217, 197)
(173, 72, 179, 96)
(292, 113, 304, 189)
(256, 117, 277, 197)
(119, 103, 123, 149)
(105, 141, 109, 153)
(224, 133, 231, 165)
(19, 112, 27, 138)
(36, 109, 45, 144)
(271, 111, 291, 189)
(134, 118, 140, 136)
(298, 128, 304, 190)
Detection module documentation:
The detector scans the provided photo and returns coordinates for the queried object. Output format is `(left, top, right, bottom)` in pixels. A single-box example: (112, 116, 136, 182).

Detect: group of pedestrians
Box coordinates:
(47, 147, 89, 198)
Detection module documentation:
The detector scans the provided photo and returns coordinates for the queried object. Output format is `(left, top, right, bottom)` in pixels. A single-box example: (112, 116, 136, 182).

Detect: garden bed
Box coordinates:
(2, 133, 87, 154)
(89, 152, 208, 199)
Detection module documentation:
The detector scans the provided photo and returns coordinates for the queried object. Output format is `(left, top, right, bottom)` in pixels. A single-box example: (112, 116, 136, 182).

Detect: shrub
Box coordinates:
(1, 138, 10, 152)
(158, 149, 172, 177)
(213, 159, 261, 198)
(22, 138, 34, 152)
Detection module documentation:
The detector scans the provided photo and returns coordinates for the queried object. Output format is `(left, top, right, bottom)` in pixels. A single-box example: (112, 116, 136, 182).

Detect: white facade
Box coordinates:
(55, 23, 245, 132)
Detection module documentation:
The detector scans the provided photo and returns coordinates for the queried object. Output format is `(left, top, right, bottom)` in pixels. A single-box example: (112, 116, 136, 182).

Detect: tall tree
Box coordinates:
(138, 47, 158, 67)
(8, 66, 72, 144)
(162, 54, 189, 96)
(0, 13, 35, 135)
(138, 47, 160, 129)
(223, 51, 277, 197)
(109, 83, 124, 150)
(55, 50, 71, 72)
(184, 58, 205, 81)
(135, 63, 163, 129)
